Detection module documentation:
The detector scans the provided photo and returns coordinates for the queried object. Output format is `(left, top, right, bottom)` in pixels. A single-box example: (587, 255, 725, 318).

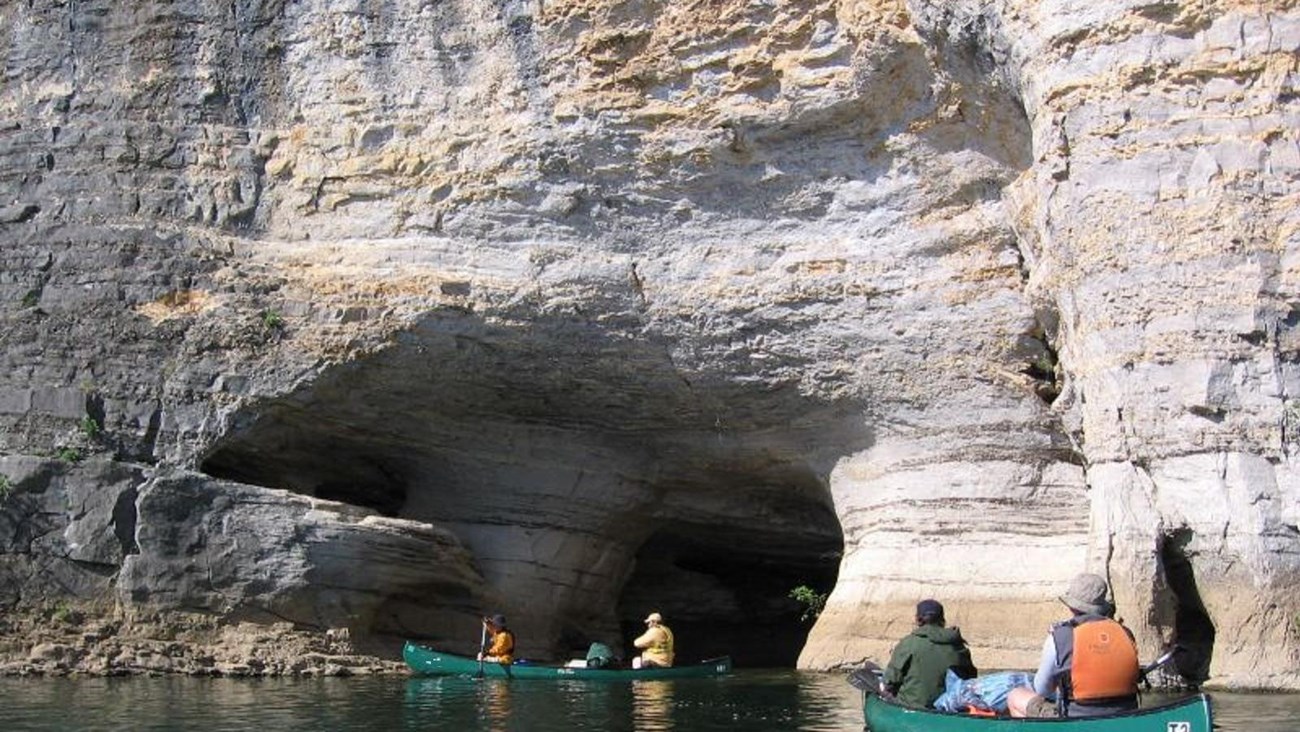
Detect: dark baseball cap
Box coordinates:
(916, 599, 945, 621)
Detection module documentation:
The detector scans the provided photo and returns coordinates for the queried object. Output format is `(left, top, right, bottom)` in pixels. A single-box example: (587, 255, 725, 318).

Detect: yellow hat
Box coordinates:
(644, 612, 663, 624)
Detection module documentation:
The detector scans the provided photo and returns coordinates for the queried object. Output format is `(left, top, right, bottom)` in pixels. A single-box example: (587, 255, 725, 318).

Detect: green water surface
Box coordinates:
(1, 672, 1295, 731)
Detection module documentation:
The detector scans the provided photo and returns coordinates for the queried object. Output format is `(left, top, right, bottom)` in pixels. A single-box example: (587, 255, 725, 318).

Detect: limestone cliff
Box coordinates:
(0, 0, 1296, 687)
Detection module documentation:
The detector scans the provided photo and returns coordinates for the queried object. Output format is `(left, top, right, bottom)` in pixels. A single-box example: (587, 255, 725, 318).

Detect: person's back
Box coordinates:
(1051, 615, 1139, 717)
(585, 642, 616, 669)
(1007, 573, 1140, 719)
(633, 612, 675, 668)
(882, 600, 977, 708)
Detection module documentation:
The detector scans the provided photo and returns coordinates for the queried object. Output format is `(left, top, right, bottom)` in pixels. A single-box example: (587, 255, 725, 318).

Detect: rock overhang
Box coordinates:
(194, 291, 855, 660)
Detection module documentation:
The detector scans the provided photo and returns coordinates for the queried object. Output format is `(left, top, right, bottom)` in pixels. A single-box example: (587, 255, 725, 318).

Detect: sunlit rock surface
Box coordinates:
(0, 0, 1296, 685)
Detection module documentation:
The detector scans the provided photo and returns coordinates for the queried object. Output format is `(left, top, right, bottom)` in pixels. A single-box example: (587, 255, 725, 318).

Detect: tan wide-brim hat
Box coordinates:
(1060, 573, 1112, 616)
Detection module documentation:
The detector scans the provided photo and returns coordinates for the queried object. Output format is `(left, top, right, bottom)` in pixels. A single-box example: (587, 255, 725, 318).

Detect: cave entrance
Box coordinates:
(190, 306, 866, 658)
(1156, 528, 1215, 685)
(616, 520, 842, 668)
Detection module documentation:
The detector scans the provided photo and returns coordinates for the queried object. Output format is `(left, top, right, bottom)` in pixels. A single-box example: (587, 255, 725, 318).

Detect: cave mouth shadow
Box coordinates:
(194, 304, 865, 653)
(1155, 528, 1215, 686)
(615, 521, 842, 669)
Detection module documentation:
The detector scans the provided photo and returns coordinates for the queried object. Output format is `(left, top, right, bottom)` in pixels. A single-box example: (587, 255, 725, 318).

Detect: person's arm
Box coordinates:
(955, 643, 978, 680)
(633, 628, 654, 650)
(881, 639, 911, 694)
(1032, 634, 1059, 698)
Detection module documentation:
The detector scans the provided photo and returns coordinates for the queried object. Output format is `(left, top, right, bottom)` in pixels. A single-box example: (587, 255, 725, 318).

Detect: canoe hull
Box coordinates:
(403, 642, 732, 680)
(863, 692, 1213, 732)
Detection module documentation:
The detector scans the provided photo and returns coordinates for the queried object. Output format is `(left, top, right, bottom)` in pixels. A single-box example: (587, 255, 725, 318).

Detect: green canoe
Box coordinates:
(864, 692, 1213, 732)
(403, 641, 733, 680)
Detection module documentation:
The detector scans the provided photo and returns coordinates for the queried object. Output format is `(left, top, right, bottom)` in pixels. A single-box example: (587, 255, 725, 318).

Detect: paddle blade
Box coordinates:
(847, 669, 877, 691)
(847, 661, 885, 692)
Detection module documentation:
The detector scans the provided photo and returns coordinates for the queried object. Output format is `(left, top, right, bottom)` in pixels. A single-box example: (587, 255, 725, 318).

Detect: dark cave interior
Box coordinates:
(199, 410, 850, 667)
(614, 526, 841, 668)
(1157, 528, 1215, 685)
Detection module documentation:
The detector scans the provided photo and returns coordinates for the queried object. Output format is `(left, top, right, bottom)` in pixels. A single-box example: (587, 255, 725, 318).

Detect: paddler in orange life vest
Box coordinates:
(478, 614, 515, 665)
(1007, 573, 1140, 718)
(632, 612, 675, 669)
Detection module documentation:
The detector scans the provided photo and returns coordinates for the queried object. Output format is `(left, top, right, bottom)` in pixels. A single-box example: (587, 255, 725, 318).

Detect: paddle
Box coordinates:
(1139, 645, 1184, 688)
(476, 619, 488, 678)
(846, 661, 888, 695)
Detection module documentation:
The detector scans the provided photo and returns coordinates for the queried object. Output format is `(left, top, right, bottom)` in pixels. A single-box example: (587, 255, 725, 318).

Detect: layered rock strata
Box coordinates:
(0, 0, 1296, 686)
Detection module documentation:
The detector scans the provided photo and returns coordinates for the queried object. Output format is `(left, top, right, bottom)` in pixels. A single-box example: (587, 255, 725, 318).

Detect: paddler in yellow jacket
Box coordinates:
(477, 614, 515, 664)
(632, 611, 675, 668)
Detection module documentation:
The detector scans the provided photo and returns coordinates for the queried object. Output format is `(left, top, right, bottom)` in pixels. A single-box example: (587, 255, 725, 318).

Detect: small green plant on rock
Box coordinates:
(79, 415, 101, 440)
(50, 602, 81, 625)
(56, 446, 82, 463)
(789, 584, 828, 623)
(1033, 347, 1057, 373)
(261, 309, 284, 331)
(0, 474, 12, 502)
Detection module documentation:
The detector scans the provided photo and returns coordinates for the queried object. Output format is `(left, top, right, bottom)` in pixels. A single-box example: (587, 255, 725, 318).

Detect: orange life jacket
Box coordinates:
(1053, 616, 1139, 703)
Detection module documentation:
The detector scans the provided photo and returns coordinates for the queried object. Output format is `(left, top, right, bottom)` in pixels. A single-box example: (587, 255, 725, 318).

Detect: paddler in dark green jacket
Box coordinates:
(881, 599, 978, 708)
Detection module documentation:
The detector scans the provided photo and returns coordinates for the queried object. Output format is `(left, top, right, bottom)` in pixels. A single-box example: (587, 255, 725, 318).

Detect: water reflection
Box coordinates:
(552, 679, 624, 725)
(632, 681, 674, 730)
(1, 673, 1296, 732)
(481, 679, 512, 731)
(1211, 692, 1300, 731)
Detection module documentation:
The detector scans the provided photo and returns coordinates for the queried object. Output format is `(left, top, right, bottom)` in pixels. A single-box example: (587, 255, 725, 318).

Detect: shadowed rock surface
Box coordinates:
(0, 0, 1296, 686)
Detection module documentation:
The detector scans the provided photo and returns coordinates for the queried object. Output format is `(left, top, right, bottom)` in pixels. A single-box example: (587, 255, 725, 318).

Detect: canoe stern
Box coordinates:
(863, 692, 1213, 732)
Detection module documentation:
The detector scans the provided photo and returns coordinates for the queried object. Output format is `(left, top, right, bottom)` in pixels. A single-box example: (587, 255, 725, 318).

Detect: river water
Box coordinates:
(1, 672, 1296, 731)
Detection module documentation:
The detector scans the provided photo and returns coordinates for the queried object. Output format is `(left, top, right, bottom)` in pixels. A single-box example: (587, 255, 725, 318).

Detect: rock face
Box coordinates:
(0, 0, 1297, 686)
(118, 471, 485, 638)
